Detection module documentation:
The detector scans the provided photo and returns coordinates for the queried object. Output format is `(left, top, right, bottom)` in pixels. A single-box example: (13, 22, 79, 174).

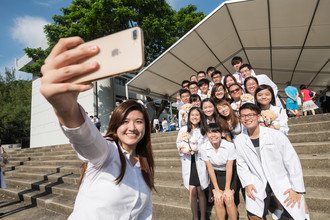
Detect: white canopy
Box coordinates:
(127, 0, 330, 100)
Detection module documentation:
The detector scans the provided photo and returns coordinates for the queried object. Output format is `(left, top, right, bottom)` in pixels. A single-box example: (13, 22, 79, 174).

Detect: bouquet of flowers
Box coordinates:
(177, 131, 199, 155)
(259, 109, 280, 130)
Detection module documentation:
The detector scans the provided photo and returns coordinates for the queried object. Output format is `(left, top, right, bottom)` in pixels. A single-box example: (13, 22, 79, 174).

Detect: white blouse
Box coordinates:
(62, 109, 152, 220)
(201, 139, 236, 171)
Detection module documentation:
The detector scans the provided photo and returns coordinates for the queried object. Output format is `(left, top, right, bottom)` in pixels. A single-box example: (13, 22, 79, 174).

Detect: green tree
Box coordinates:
(23, 0, 205, 77)
(0, 68, 31, 145)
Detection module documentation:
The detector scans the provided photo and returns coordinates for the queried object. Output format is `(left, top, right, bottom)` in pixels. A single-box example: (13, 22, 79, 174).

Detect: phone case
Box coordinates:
(68, 27, 144, 84)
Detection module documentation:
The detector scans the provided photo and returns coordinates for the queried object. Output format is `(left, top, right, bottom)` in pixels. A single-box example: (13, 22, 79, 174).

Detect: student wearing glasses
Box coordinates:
(188, 81, 200, 95)
(228, 83, 244, 114)
(234, 103, 307, 220)
(239, 64, 283, 109)
(210, 83, 230, 103)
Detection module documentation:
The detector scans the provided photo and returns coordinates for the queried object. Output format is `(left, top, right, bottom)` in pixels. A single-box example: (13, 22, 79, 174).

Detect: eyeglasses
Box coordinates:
(216, 88, 224, 92)
(189, 86, 198, 90)
(229, 88, 241, 94)
(239, 113, 258, 119)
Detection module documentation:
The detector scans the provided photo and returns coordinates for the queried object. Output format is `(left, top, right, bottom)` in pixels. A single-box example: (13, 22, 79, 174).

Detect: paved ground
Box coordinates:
(0, 194, 67, 220)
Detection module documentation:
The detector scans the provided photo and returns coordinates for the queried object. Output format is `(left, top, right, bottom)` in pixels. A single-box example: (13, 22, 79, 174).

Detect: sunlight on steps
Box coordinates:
(1, 113, 330, 219)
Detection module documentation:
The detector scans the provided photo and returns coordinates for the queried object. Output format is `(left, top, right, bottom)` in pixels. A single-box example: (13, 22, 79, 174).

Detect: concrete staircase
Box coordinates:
(1, 113, 330, 219)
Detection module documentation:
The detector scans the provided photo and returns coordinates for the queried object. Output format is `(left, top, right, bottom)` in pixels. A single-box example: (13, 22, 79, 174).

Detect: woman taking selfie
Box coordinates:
(40, 37, 154, 219)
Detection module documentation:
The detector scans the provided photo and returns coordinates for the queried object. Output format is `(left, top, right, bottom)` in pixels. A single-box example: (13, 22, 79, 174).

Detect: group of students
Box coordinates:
(175, 56, 310, 219)
(34, 35, 311, 220)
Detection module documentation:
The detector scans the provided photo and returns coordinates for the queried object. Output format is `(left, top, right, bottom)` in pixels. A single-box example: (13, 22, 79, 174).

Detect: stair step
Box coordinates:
(153, 149, 178, 158)
(288, 114, 330, 125)
(24, 160, 81, 167)
(305, 187, 330, 213)
(0, 193, 69, 220)
(293, 142, 330, 154)
(288, 131, 330, 143)
(0, 187, 74, 216)
(151, 131, 178, 138)
(5, 178, 78, 199)
(8, 149, 75, 157)
(289, 120, 330, 133)
(4, 171, 80, 185)
(152, 142, 176, 150)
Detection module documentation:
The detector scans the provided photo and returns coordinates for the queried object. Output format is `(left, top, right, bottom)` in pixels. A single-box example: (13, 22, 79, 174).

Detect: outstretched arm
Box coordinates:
(40, 37, 100, 128)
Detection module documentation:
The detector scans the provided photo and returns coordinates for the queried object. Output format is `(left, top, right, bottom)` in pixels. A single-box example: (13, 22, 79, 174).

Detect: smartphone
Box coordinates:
(67, 27, 145, 84)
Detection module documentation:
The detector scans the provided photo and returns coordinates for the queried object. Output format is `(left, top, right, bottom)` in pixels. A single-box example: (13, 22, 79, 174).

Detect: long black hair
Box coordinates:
(186, 107, 207, 136)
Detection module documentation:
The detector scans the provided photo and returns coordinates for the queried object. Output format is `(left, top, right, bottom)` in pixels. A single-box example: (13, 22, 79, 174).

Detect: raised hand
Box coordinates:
(40, 37, 100, 127)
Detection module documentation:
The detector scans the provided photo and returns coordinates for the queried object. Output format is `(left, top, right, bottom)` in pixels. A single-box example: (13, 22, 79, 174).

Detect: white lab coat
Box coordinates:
(255, 74, 283, 109)
(269, 105, 289, 135)
(234, 126, 306, 219)
(176, 126, 209, 190)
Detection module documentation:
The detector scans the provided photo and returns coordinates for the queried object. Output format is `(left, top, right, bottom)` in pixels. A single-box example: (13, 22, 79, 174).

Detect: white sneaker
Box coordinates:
(271, 209, 284, 220)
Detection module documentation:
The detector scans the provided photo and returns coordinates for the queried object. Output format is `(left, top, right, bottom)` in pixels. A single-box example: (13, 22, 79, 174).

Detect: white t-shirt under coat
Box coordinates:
(201, 139, 236, 171)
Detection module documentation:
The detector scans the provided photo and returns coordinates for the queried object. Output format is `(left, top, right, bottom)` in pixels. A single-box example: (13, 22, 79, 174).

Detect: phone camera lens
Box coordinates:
(133, 30, 137, 40)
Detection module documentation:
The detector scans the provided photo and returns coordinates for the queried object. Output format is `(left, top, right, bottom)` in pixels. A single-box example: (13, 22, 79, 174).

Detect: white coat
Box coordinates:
(234, 126, 306, 219)
(176, 126, 209, 190)
(269, 105, 289, 135)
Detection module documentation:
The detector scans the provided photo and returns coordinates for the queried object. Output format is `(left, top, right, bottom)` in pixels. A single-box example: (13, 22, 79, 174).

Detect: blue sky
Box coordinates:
(0, 0, 224, 79)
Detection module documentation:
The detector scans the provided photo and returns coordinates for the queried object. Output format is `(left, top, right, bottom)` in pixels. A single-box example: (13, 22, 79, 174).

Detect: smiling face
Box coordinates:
(207, 131, 221, 146)
(233, 62, 242, 72)
(212, 74, 222, 84)
(229, 85, 243, 101)
(189, 109, 201, 128)
(202, 101, 215, 117)
(191, 100, 201, 107)
(180, 92, 190, 104)
(190, 75, 197, 82)
(217, 104, 230, 117)
(239, 109, 259, 130)
(214, 87, 225, 100)
(240, 66, 252, 78)
(199, 83, 209, 94)
(117, 110, 145, 151)
(245, 79, 258, 95)
(188, 84, 199, 94)
(256, 89, 272, 108)
(225, 76, 235, 88)
(197, 73, 206, 81)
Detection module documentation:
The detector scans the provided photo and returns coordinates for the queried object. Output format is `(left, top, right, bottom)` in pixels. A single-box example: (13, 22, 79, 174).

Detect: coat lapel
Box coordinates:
(242, 128, 259, 157)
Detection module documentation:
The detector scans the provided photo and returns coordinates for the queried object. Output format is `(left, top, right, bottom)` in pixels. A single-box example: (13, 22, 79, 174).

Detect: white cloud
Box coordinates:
(10, 16, 49, 49)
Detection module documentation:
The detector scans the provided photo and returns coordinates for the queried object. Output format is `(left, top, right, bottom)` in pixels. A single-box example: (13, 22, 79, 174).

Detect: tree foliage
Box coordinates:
(0, 68, 31, 145)
(22, 0, 205, 77)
